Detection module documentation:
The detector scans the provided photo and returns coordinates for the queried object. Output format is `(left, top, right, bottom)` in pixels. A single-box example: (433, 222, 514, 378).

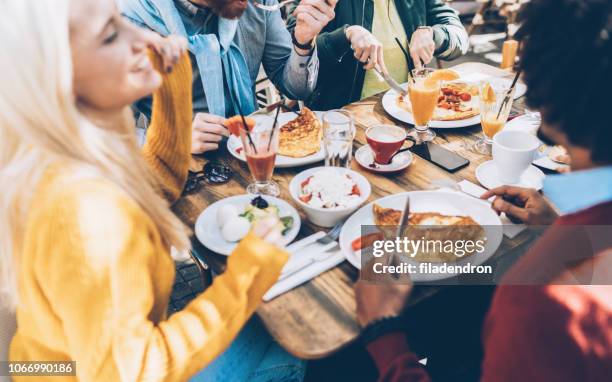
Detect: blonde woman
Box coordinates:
(0, 0, 297, 381)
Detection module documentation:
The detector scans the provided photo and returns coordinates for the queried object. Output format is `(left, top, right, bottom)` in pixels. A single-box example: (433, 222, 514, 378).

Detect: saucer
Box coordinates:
(476, 160, 545, 191)
(355, 145, 413, 173)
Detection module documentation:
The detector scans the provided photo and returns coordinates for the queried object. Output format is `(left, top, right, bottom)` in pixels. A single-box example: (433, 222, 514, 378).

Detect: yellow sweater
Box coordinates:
(9, 54, 288, 381)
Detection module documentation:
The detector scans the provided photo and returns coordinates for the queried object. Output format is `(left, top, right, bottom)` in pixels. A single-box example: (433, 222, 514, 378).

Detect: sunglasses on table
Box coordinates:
(184, 162, 232, 194)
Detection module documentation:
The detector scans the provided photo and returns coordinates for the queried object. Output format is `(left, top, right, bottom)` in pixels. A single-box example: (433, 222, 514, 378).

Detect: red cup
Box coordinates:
(365, 125, 407, 164)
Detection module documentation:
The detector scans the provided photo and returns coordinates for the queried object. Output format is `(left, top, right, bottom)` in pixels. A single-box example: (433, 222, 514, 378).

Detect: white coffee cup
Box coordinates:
(492, 131, 540, 184)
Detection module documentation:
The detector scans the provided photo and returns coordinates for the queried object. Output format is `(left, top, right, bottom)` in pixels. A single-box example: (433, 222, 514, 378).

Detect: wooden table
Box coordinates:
(173, 65, 536, 360)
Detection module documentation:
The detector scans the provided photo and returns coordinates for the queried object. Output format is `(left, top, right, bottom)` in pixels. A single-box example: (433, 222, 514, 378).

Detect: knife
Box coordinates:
(373, 67, 407, 95)
(396, 196, 411, 238)
(387, 196, 411, 267)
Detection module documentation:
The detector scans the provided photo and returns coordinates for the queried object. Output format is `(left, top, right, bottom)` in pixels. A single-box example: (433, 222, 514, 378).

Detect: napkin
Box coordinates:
(264, 233, 344, 301)
(457, 180, 527, 239)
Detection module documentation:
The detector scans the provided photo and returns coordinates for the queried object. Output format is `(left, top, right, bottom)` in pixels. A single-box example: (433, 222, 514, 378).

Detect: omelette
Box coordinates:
(278, 107, 322, 158)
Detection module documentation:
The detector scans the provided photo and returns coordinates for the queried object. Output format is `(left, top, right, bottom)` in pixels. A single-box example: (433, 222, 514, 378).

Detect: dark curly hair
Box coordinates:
(516, 0, 612, 164)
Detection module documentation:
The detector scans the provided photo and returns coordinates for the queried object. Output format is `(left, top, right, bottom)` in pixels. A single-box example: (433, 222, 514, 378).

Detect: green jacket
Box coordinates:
(287, 0, 468, 110)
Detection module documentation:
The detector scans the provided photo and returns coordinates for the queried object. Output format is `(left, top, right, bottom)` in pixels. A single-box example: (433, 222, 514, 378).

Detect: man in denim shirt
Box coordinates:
(120, 0, 336, 153)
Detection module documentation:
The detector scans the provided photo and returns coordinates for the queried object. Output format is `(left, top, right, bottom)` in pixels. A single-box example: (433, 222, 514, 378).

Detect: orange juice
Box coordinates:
(501, 40, 518, 70)
(409, 81, 439, 126)
(481, 116, 505, 139)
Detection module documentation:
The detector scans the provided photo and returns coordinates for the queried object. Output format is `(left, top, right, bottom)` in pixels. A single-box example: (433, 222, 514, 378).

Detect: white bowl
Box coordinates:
(289, 166, 371, 227)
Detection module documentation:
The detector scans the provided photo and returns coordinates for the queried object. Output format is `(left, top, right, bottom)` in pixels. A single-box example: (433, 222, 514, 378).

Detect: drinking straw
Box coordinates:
(230, 89, 258, 154)
(496, 69, 522, 119)
(267, 100, 284, 151)
(395, 37, 416, 84)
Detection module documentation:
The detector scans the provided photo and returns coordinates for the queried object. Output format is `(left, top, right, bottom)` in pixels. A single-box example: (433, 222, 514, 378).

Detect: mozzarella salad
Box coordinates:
(298, 169, 361, 209)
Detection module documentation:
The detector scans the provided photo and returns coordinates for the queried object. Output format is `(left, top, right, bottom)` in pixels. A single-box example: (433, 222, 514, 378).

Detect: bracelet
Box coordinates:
(291, 30, 314, 51)
(360, 315, 406, 345)
(417, 25, 433, 34)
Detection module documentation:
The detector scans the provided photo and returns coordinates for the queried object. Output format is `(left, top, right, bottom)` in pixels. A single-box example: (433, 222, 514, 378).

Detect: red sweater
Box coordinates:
(366, 201, 612, 381)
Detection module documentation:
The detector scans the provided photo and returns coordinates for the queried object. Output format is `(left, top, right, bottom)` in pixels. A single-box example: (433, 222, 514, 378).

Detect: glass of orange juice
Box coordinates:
(474, 82, 516, 155)
(407, 68, 440, 143)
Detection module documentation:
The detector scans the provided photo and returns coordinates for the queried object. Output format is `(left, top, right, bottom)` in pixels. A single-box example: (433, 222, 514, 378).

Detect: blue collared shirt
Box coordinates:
(543, 166, 612, 215)
(129, 0, 318, 118)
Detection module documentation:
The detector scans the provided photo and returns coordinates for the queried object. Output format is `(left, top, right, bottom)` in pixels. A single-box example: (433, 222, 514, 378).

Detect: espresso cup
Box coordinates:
(492, 131, 540, 184)
(365, 125, 407, 164)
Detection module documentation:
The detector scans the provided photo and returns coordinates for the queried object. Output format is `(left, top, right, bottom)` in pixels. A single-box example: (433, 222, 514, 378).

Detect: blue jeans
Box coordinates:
(191, 317, 306, 382)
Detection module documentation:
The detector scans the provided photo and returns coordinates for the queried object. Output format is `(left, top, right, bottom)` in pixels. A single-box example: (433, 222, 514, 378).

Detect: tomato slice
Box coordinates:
(301, 176, 312, 189)
(459, 92, 472, 102)
(299, 194, 312, 203)
(351, 232, 384, 251)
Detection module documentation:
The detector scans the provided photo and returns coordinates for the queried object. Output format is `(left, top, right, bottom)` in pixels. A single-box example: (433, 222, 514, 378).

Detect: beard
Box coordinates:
(190, 0, 249, 19)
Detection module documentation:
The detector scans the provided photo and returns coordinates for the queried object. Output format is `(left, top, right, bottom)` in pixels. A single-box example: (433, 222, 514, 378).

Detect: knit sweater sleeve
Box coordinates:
(39, 184, 288, 381)
(141, 52, 192, 204)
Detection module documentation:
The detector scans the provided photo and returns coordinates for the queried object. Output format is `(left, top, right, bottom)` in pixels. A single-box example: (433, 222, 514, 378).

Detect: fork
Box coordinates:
(279, 222, 345, 280)
(253, 0, 296, 11)
(316, 220, 344, 245)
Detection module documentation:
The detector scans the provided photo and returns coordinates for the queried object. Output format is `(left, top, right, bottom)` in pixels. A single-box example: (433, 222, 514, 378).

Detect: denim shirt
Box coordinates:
(129, 0, 319, 118)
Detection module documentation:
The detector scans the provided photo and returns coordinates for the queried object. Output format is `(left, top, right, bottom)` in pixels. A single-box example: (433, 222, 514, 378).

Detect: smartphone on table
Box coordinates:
(409, 141, 470, 173)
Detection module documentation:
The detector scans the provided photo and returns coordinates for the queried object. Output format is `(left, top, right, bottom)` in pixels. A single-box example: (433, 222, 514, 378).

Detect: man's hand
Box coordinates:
(345, 25, 388, 73)
(409, 27, 435, 67)
(481, 185, 559, 225)
(293, 0, 338, 53)
(192, 113, 229, 154)
(355, 280, 413, 327)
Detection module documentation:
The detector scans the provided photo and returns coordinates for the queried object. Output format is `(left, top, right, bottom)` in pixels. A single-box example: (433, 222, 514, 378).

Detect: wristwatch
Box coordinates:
(291, 30, 315, 51)
(360, 315, 406, 345)
(417, 25, 433, 34)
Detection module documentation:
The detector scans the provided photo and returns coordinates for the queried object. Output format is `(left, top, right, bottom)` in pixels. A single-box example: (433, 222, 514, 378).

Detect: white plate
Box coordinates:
(195, 195, 301, 256)
(354, 145, 413, 173)
(227, 112, 325, 168)
(339, 191, 503, 281)
(476, 160, 545, 191)
(381, 63, 527, 128)
(451, 62, 527, 99)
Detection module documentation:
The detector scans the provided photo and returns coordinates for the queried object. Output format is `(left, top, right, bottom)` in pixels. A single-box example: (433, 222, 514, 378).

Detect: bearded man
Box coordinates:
(119, 0, 337, 154)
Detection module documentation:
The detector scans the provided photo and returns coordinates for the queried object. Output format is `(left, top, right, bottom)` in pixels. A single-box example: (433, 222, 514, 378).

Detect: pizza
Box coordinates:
(435, 82, 480, 121)
(278, 107, 322, 158)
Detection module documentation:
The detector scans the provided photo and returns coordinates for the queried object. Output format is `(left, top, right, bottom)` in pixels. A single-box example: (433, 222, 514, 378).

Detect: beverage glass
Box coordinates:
(474, 82, 516, 155)
(240, 121, 280, 196)
(323, 110, 355, 168)
(408, 68, 440, 143)
(365, 125, 407, 164)
(493, 131, 540, 184)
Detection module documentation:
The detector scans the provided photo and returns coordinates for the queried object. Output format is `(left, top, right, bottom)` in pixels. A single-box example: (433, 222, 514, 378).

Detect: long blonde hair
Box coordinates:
(0, 0, 190, 310)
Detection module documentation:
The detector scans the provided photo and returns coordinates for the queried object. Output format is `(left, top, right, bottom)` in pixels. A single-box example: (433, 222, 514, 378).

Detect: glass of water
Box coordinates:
(322, 110, 355, 168)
